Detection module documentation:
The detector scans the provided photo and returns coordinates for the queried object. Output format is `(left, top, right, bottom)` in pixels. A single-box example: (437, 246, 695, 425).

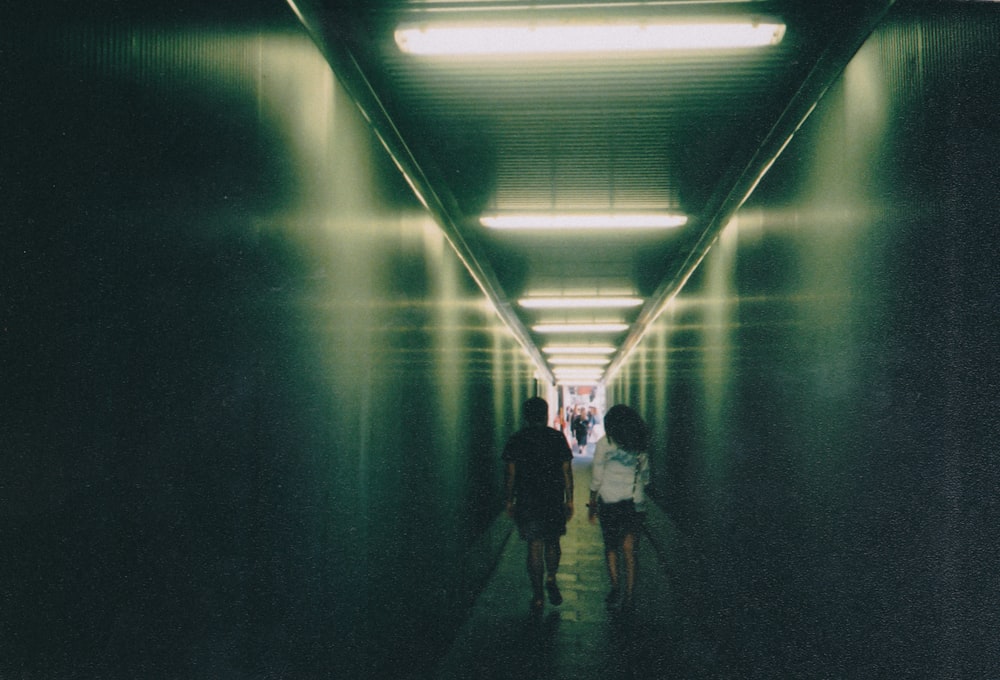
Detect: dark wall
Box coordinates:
(610, 4, 1000, 677)
(1, 6, 535, 678)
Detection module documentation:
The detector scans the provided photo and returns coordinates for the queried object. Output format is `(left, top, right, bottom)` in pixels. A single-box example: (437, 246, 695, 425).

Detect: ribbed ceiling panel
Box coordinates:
(307, 0, 890, 380)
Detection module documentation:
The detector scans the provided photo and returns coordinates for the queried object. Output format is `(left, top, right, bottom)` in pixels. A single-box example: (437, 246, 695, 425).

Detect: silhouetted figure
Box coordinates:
(503, 397, 575, 613)
(571, 408, 590, 455)
(588, 404, 650, 613)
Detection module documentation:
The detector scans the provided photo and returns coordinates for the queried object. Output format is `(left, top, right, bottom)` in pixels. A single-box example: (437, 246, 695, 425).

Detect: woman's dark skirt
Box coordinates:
(598, 499, 644, 549)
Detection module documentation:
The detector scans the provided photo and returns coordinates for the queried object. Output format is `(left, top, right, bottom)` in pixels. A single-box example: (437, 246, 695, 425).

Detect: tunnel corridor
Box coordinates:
(3, 1, 1000, 678)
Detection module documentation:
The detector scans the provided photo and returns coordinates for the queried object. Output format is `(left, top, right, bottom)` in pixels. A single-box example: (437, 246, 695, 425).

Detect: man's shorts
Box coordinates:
(515, 506, 568, 541)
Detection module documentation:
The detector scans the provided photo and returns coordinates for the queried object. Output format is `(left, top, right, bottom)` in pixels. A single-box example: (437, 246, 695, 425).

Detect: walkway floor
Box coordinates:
(433, 456, 721, 680)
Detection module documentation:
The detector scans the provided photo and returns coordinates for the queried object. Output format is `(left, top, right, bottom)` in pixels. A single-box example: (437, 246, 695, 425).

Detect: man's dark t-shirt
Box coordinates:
(503, 425, 573, 520)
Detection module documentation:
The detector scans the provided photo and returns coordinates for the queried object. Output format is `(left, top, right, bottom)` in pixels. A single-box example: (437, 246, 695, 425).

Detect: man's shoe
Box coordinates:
(545, 580, 563, 606)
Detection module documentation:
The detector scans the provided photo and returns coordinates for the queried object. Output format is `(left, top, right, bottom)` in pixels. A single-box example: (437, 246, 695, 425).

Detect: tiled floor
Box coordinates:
(433, 457, 721, 680)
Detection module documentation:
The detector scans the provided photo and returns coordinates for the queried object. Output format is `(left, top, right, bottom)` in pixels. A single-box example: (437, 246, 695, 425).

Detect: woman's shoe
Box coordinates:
(605, 588, 620, 610)
(530, 596, 545, 614)
(545, 580, 563, 606)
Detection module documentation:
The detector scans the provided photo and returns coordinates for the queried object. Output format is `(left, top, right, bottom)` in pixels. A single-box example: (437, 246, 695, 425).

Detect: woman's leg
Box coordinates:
(605, 547, 619, 588)
(621, 532, 639, 606)
(605, 545, 620, 601)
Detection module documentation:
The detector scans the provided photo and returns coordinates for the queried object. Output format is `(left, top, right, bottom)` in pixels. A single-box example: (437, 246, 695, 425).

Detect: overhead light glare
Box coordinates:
(396, 20, 786, 56)
(482, 213, 687, 230)
(519, 296, 643, 309)
(533, 323, 629, 334)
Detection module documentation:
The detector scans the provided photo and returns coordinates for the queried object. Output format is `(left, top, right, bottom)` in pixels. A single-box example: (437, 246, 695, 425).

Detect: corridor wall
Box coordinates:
(1, 3, 537, 677)
(609, 4, 1000, 677)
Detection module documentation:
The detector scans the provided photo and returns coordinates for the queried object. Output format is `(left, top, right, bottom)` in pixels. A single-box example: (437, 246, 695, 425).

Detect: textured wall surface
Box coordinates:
(609, 4, 1000, 677)
(1, 4, 536, 678)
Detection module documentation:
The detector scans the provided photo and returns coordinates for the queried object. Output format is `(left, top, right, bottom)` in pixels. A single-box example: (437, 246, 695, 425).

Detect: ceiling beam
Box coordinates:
(604, 0, 898, 384)
(285, 1, 555, 384)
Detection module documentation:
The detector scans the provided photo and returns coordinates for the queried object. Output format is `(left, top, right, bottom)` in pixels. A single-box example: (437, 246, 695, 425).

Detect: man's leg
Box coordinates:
(527, 539, 545, 608)
(544, 538, 561, 576)
(543, 539, 563, 605)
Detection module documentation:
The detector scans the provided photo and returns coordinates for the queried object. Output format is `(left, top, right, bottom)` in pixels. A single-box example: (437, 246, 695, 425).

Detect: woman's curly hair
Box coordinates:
(603, 404, 649, 452)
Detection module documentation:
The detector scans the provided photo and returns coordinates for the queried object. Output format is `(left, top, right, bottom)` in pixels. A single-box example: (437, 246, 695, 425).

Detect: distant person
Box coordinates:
(552, 409, 569, 444)
(588, 404, 650, 613)
(588, 405, 604, 444)
(503, 397, 575, 613)
(571, 408, 590, 455)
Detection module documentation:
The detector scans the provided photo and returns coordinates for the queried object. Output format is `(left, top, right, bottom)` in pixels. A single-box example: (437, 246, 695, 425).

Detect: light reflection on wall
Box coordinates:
(428, 221, 465, 520)
(573, 8, 1000, 676)
(29, 19, 539, 677)
(493, 323, 511, 457)
(649, 320, 670, 492)
(702, 221, 738, 470)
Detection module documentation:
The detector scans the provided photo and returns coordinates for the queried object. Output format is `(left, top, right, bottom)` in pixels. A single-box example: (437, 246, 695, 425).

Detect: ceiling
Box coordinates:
(292, 0, 894, 384)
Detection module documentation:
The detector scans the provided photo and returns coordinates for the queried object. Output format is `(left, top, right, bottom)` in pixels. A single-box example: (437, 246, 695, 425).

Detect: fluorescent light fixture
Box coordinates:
(519, 296, 643, 309)
(543, 345, 616, 354)
(396, 20, 786, 56)
(533, 323, 629, 333)
(554, 366, 605, 374)
(549, 357, 611, 365)
(481, 213, 687, 230)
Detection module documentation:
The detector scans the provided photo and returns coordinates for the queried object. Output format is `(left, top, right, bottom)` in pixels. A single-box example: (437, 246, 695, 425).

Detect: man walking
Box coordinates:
(503, 397, 575, 612)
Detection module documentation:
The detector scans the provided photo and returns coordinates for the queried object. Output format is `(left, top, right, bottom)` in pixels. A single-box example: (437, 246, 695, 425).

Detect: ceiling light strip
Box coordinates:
(396, 22, 786, 56)
(543, 345, 616, 354)
(481, 213, 687, 230)
(414, 1, 765, 13)
(533, 323, 629, 333)
(519, 297, 643, 309)
(548, 357, 611, 365)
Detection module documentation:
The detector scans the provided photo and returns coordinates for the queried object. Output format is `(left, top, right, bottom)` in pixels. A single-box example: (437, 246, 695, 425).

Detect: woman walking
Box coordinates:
(587, 404, 650, 613)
